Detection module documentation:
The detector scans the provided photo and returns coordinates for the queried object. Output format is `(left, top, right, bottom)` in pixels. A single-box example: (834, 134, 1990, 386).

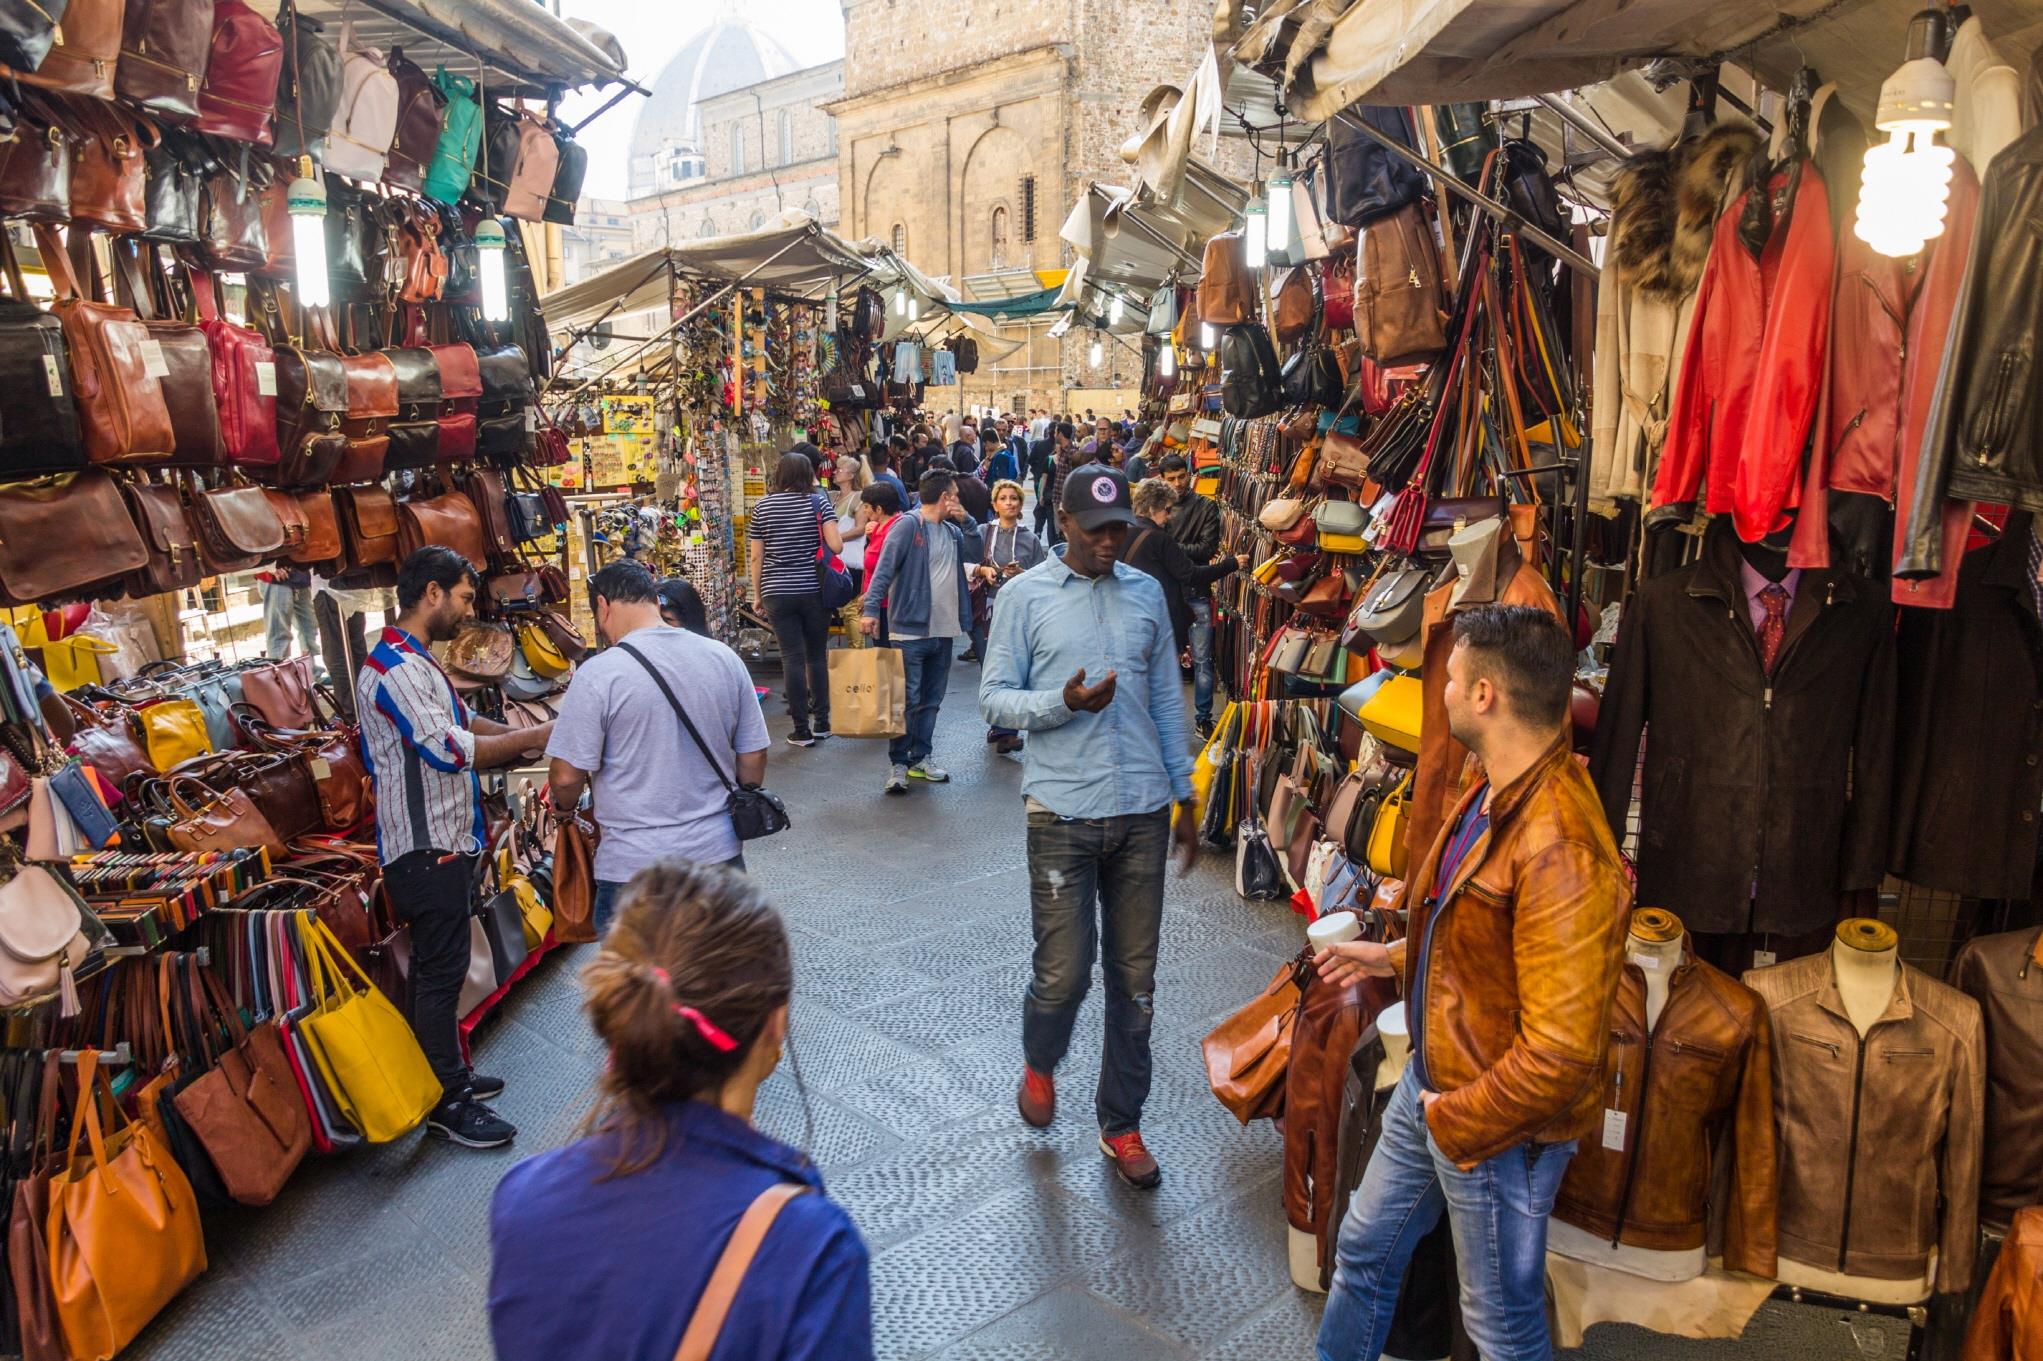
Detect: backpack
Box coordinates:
(194, 0, 283, 145)
(273, 7, 341, 163)
(118, 0, 214, 122)
(1322, 105, 1425, 229)
(947, 335, 978, 373)
(421, 68, 481, 205)
(1198, 231, 1255, 326)
(501, 113, 559, 221)
(1219, 324, 1282, 419)
(380, 46, 445, 194)
(324, 24, 399, 183)
(544, 132, 587, 224)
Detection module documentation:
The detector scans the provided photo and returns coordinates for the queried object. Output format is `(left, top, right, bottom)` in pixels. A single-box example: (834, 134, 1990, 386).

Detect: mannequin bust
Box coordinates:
(1736, 525, 1795, 584)
(1548, 908, 1706, 1281)
(1776, 917, 1932, 1303)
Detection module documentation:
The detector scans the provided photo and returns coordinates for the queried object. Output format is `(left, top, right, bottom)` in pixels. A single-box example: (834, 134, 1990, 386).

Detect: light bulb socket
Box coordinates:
(286, 173, 326, 218)
(1875, 55, 1955, 132)
(474, 217, 507, 251)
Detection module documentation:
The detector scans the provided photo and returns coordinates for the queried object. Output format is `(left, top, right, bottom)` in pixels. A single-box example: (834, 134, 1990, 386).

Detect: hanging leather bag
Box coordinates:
(198, 164, 268, 271)
(0, 0, 65, 75)
(379, 46, 441, 193)
(457, 466, 514, 562)
(1219, 323, 1282, 419)
(1322, 105, 1425, 227)
(334, 347, 396, 482)
(321, 174, 370, 298)
(421, 66, 479, 204)
(194, 0, 281, 145)
(1198, 230, 1255, 326)
(250, 283, 349, 487)
(0, 97, 74, 222)
(116, 0, 208, 122)
(429, 340, 479, 459)
(501, 112, 558, 221)
(67, 97, 154, 235)
(338, 484, 398, 568)
(141, 136, 200, 242)
(188, 479, 285, 572)
(469, 109, 520, 212)
(182, 268, 278, 472)
(379, 344, 441, 471)
(0, 232, 85, 475)
(1356, 204, 1447, 366)
(0, 472, 145, 604)
(395, 486, 487, 566)
(272, 3, 338, 163)
(1203, 955, 1309, 1124)
(13, 0, 117, 98)
(33, 223, 176, 466)
(286, 488, 341, 565)
(171, 959, 310, 1206)
(323, 23, 397, 182)
(107, 244, 219, 468)
(122, 479, 202, 596)
(551, 806, 597, 943)
(544, 129, 586, 224)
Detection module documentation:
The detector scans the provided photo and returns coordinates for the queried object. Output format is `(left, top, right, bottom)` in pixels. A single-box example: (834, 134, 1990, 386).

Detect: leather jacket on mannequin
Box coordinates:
(1284, 973, 1394, 1280)
(1950, 928, 2043, 1231)
(1551, 945, 1777, 1276)
(1590, 517, 1896, 934)
(1744, 952, 1985, 1293)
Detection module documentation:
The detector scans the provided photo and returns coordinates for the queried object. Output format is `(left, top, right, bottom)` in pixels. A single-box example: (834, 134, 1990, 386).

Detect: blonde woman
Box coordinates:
(830, 453, 873, 586)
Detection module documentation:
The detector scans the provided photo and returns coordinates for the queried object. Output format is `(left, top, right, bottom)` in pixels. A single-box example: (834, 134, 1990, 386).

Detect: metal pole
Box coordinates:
(1531, 94, 1633, 163)
(1329, 110, 1600, 279)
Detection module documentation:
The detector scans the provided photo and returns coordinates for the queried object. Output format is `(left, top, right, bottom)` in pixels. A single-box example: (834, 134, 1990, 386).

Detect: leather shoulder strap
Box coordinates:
(675, 1182, 808, 1361)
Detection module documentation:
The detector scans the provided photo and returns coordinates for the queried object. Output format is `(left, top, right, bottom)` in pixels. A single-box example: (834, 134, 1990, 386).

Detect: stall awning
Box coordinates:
(296, 0, 630, 95)
(941, 286, 1067, 318)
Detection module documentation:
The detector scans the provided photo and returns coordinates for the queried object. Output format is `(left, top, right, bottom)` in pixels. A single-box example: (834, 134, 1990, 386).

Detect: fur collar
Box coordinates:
(1609, 124, 1762, 298)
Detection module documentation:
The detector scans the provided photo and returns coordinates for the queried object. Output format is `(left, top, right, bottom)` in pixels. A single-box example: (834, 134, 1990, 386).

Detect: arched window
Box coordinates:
(990, 205, 1009, 268)
(890, 223, 907, 254)
(749, 209, 767, 229)
(698, 218, 718, 238)
(778, 110, 794, 166)
(728, 123, 745, 175)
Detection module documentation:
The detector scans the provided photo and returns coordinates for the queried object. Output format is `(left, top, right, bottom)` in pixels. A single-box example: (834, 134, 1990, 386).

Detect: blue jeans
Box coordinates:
(1188, 597, 1215, 725)
(1021, 807, 1168, 1134)
(263, 581, 317, 661)
(1317, 1068, 1576, 1361)
(888, 637, 953, 768)
(593, 856, 748, 935)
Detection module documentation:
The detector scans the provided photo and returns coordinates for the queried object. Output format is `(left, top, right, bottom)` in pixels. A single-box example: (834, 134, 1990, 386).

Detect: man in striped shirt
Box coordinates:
(358, 547, 554, 1150)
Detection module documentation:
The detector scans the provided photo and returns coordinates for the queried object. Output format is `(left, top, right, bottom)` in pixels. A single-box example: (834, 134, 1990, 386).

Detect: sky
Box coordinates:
(555, 0, 847, 201)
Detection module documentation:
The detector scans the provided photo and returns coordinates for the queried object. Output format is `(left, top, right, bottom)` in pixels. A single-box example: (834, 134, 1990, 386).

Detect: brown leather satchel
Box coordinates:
(239, 719, 369, 833)
(165, 775, 286, 859)
(0, 101, 73, 222)
(1355, 204, 1447, 366)
(552, 808, 599, 943)
(164, 747, 321, 841)
(537, 609, 588, 663)
(0, 471, 147, 603)
(291, 490, 343, 565)
(1272, 267, 1318, 347)
(199, 169, 270, 273)
(239, 655, 317, 730)
(1198, 230, 1255, 326)
(458, 467, 515, 561)
(396, 487, 487, 568)
(32, 224, 176, 465)
(339, 485, 400, 567)
(122, 480, 203, 596)
(65, 98, 156, 235)
(1320, 430, 1370, 488)
(189, 481, 285, 573)
(1203, 956, 1309, 1124)
(336, 350, 397, 481)
(262, 488, 308, 556)
(14, 0, 120, 98)
(170, 960, 311, 1206)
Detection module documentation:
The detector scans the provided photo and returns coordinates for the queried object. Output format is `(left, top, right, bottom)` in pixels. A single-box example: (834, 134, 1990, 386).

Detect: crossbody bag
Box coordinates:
(616, 642, 791, 842)
(675, 1183, 809, 1360)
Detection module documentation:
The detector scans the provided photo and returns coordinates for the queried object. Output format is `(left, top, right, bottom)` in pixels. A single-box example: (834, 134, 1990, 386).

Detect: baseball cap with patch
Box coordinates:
(1061, 462, 1138, 530)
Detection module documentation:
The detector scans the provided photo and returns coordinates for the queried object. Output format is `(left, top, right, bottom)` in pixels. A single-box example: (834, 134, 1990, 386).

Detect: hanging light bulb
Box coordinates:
(286, 157, 329, 310)
(1243, 191, 1268, 266)
(893, 284, 906, 315)
(1159, 344, 1176, 379)
(1089, 335, 1104, 366)
(476, 216, 509, 322)
(1267, 160, 1294, 264)
(1108, 293, 1125, 325)
(1200, 321, 1217, 350)
(824, 287, 839, 331)
(907, 296, 919, 321)
(1854, 9, 1958, 258)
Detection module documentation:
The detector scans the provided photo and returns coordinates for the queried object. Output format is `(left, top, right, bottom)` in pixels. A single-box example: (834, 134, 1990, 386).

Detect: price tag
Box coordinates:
(1601, 1108, 1627, 1152)
(140, 340, 170, 380)
(309, 757, 331, 779)
(1752, 949, 1777, 969)
(849, 383, 865, 399)
(524, 406, 538, 432)
(254, 361, 277, 396)
(41, 355, 61, 396)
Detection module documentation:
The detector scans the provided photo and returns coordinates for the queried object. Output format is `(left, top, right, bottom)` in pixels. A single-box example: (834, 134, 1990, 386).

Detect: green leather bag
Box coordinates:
(422, 68, 482, 205)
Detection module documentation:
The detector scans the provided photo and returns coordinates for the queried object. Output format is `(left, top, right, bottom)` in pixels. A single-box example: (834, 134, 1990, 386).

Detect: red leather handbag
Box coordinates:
(1321, 251, 1356, 333)
(188, 273, 280, 473)
(429, 342, 479, 460)
(196, 0, 284, 145)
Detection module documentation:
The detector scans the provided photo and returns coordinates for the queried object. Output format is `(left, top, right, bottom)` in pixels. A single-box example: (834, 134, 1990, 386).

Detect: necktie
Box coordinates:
(1757, 583, 1789, 673)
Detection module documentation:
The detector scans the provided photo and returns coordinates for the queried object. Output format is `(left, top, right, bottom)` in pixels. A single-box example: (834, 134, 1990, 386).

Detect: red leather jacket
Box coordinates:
(1790, 159, 1981, 606)
(1652, 161, 1835, 542)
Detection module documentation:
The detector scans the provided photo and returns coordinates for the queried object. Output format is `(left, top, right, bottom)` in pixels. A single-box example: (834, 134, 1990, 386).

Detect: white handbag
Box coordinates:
(324, 24, 400, 182)
(0, 865, 90, 1011)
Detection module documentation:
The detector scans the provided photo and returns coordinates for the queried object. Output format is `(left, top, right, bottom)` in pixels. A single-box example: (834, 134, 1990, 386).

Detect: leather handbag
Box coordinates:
(0, 0, 63, 74)
(430, 341, 479, 459)
(0, 864, 89, 1007)
(396, 487, 487, 567)
(138, 698, 211, 769)
(122, 479, 203, 596)
(544, 130, 585, 224)
(176, 747, 320, 840)
(1316, 498, 1367, 541)
(238, 715, 366, 831)
(389, 198, 444, 302)
(194, 0, 282, 144)
(291, 913, 441, 1143)
(1356, 204, 1447, 366)
(239, 655, 315, 729)
(199, 168, 268, 272)
(1322, 104, 1426, 227)
(478, 886, 529, 983)
(288, 488, 342, 565)
(379, 46, 442, 192)
(379, 345, 441, 470)
(31, 218, 173, 461)
(14, 0, 117, 98)
(1272, 267, 1318, 346)
(322, 175, 371, 298)
(338, 484, 399, 567)
(0, 234, 85, 474)
(1365, 772, 1411, 877)
(110, 255, 220, 468)
(445, 621, 513, 681)
(500, 112, 559, 221)
(271, 343, 349, 485)
(1346, 562, 1432, 648)
(117, 0, 210, 122)
(1219, 323, 1283, 419)
(183, 272, 278, 472)
(166, 774, 284, 858)
(457, 467, 513, 560)
(66, 100, 154, 235)
(189, 481, 285, 572)
(62, 695, 153, 786)
(1259, 497, 1310, 535)
(171, 961, 310, 1206)
(0, 100, 73, 222)
(1198, 231, 1255, 326)
(518, 621, 569, 679)
(272, 4, 339, 163)
(421, 66, 479, 204)
(46, 1050, 206, 1361)
(552, 807, 597, 943)
(1358, 675, 1422, 756)
(141, 137, 200, 242)
(324, 23, 398, 182)
(253, 176, 292, 279)
(335, 349, 396, 480)
(1202, 955, 1308, 1124)
(9, 1054, 62, 1361)
(0, 471, 148, 603)
(261, 486, 306, 555)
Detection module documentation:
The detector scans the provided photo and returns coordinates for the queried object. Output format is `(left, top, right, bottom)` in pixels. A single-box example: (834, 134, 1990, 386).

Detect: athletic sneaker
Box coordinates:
(884, 764, 909, 795)
(468, 1073, 506, 1102)
(427, 1097, 516, 1149)
(1099, 1129, 1161, 1189)
(786, 729, 816, 748)
(812, 725, 832, 740)
(907, 762, 949, 783)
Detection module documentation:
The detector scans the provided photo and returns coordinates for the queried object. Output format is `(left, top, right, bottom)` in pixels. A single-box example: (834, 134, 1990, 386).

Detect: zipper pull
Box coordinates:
(1763, 686, 1773, 711)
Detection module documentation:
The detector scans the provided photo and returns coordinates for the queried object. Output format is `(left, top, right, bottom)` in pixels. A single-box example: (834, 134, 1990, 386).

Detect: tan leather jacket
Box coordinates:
(1551, 948, 1778, 1276)
(1744, 952, 1985, 1293)
(1386, 735, 1632, 1169)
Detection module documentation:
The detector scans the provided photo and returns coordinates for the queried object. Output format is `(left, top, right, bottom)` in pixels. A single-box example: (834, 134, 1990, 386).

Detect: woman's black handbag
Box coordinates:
(615, 642, 791, 843)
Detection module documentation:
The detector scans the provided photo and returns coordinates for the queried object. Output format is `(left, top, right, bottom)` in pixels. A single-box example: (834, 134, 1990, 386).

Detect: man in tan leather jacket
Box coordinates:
(1314, 605, 1631, 1361)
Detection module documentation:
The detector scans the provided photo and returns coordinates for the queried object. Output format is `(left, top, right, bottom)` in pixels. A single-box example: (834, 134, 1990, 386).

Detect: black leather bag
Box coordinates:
(323, 177, 370, 300)
(1323, 105, 1426, 228)
(1220, 324, 1283, 419)
(469, 111, 521, 213)
(0, 235, 84, 475)
(142, 139, 202, 243)
(543, 133, 585, 225)
(272, 6, 340, 163)
(0, 0, 67, 74)
(1500, 139, 1568, 251)
(478, 887, 529, 983)
(1433, 103, 1498, 185)
(1282, 346, 1345, 409)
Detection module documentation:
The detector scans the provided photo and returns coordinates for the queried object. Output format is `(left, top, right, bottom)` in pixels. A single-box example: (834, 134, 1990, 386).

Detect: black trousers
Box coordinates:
(383, 848, 478, 1101)
(764, 591, 831, 730)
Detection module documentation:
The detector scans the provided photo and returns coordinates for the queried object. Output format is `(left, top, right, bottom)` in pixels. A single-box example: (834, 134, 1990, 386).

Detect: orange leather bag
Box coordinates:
(31, 224, 175, 465)
(1202, 955, 1309, 1124)
(395, 487, 487, 567)
(1197, 230, 1255, 326)
(551, 807, 598, 943)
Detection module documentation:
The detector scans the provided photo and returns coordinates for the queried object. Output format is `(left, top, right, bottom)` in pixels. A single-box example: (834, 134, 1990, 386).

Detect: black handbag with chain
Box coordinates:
(615, 642, 790, 842)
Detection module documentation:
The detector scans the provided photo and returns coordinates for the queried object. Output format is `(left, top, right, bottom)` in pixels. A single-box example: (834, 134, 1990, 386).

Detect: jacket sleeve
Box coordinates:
(1425, 841, 1631, 1168)
(1179, 499, 1222, 563)
(1718, 1003, 1778, 1278)
(1962, 1241, 2019, 1361)
(956, 518, 984, 564)
(861, 521, 905, 620)
(1588, 589, 1652, 838)
(1842, 600, 1898, 891)
(1939, 1003, 1986, 1294)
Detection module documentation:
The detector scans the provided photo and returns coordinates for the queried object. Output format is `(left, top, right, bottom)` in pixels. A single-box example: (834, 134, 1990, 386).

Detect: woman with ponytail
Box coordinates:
(488, 862, 872, 1360)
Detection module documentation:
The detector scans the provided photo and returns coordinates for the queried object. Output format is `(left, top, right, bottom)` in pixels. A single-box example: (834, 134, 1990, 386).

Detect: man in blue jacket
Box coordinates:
(861, 469, 985, 794)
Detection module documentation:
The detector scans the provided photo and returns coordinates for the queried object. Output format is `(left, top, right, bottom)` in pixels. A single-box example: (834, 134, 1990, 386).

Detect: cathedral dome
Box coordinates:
(628, 20, 798, 196)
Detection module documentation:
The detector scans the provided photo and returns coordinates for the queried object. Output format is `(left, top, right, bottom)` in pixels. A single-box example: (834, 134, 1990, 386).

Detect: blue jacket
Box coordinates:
(986, 447, 1020, 484)
(862, 511, 983, 635)
(490, 1101, 871, 1361)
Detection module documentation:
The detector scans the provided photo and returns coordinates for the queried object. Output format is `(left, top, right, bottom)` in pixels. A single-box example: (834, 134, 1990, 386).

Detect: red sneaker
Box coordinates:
(1099, 1129, 1162, 1189)
(1017, 1066, 1055, 1127)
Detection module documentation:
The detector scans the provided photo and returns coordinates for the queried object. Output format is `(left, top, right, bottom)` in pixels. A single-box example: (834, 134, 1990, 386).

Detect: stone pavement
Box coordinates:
(126, 655, 1907, 1361)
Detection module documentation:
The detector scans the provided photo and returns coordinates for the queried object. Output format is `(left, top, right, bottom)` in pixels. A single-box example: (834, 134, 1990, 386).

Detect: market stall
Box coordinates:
(0, 0, 638, 1351)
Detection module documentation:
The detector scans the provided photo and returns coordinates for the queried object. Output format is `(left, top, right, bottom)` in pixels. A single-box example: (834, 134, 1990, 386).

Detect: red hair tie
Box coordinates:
(676, 1006, 739, 1053)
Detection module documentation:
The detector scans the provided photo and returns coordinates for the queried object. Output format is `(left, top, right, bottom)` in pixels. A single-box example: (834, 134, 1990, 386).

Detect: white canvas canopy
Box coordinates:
(296, 0, 629, 95)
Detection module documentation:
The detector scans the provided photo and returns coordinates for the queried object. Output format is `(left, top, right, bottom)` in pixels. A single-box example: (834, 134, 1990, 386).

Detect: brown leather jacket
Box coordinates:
(1404, 536, 1564, 865)
(1744, 951, 1985, 1293)
(1964, 1205, 2043, 1361)
(1386, 735, 1633, 1169)
(1949, 928, 2043, 1232)
(1284, 974, 1396, 1279)
(1551, 947, 1778, 1276)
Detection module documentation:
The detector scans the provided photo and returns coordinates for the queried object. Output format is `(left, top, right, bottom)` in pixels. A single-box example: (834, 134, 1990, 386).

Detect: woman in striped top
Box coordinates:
(748, 452, 843, 746)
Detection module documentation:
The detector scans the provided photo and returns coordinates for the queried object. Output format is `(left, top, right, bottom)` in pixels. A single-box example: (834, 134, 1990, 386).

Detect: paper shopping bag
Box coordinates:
(829, 646, 906, 737)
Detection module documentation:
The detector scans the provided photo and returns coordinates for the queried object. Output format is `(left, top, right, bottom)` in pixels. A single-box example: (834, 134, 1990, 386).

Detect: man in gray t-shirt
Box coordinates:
(547, 561, 770, 932)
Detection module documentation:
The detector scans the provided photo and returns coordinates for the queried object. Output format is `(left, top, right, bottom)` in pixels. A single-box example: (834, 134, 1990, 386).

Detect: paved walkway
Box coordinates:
(127, 655, 1904, 1361)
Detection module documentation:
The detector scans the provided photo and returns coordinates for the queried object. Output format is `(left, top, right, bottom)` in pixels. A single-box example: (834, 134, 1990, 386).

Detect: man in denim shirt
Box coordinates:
(980, 464, 1198, 1189)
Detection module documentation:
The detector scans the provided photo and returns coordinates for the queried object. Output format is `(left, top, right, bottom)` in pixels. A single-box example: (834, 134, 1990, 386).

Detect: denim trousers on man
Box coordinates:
(263, 581, 318, 661)
(1021, 807, 1169, 1134)
(1316, 1068, 1577, 1361)
(593, 856, 747, 935)
(888, 636, 953, 768)
(764, 592, 831, 731)
(382, 849, 480, 1101)
(1188, 597, 1216, 725)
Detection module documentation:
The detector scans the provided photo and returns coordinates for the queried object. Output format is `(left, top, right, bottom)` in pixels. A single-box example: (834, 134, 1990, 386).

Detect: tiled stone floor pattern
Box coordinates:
(126, 660, 1908, 1360)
